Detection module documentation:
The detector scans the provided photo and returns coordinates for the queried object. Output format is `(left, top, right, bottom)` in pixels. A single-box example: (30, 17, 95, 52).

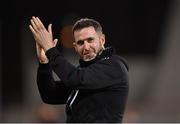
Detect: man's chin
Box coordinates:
(83, 55, 96, 62)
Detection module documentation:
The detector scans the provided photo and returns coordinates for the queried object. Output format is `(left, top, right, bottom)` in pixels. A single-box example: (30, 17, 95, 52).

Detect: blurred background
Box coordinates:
(0, 0, 180, 122)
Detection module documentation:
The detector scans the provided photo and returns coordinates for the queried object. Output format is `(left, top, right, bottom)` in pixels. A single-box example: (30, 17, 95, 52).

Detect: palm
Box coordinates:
(40, 48, 48, 62)
(36, 43, 48, 63)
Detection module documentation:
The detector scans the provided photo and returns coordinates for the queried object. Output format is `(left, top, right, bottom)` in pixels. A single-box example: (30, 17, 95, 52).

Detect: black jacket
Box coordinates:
(37, 47, 129, 123)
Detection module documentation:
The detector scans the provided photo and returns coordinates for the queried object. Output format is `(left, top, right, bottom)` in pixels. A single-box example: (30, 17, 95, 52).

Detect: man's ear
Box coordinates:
(73, 42, 77, 52)
(73, 42, 76, 47)
(101, 34, 105, 45)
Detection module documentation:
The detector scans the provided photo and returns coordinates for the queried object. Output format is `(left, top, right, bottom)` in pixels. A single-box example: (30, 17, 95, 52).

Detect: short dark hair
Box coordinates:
(72, 18, 103, 34)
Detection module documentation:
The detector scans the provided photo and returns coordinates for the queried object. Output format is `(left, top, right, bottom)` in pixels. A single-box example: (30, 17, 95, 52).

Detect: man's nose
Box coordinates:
(83, 41, 90, 50)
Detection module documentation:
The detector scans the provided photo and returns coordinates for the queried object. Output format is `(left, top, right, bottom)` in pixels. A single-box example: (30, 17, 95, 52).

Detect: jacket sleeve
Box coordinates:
(37, 63, 72, 104)
(45, 47, 76, 81)
(65, 56, 129, 90)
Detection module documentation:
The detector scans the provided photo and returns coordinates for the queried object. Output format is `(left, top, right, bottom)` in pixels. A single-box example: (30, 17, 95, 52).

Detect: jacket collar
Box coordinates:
(79, 47, 114, 67)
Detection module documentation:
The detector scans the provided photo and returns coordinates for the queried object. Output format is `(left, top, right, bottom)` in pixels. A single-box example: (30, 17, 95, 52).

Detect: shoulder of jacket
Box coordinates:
(111, 55, 129, 71)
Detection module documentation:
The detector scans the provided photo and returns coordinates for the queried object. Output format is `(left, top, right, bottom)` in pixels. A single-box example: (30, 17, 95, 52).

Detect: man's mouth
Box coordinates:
(83, 52, 90, 55)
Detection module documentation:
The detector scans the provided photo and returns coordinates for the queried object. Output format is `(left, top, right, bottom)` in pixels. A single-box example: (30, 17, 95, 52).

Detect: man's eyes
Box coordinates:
(76, 38, 94, 45)
(77, 40, 84, 45)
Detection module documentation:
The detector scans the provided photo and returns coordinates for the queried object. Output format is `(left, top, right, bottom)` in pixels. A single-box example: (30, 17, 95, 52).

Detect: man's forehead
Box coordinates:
(74, 27, 97, 40)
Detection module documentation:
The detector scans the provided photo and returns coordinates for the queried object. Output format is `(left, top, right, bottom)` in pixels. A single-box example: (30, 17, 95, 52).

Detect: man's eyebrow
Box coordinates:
(87, 37, 94, 40)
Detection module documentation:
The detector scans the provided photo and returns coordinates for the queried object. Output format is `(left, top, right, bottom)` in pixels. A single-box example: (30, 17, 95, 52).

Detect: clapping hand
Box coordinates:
(29, 16, 58, 63)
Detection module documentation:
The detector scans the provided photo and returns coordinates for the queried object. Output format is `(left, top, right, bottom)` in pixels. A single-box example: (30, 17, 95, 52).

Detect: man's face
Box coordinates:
(73, 26, 105, 61)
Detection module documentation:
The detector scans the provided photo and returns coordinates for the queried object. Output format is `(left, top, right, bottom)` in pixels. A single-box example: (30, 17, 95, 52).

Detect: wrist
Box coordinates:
(44, 43, 54, 52)
(39, 59, 49, 64)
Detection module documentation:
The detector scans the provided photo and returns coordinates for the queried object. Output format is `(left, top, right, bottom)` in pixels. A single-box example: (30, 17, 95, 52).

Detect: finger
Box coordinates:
(36, 17, 46, 29)
(54, 38, 58, 44)
(30, 19, 38, 32)
(29, 25, 36, 35)
(53, 39, 58, 46)
(32, 16, 39, 27)
(32, 16, 42, 30)
(48, 24, 52, 34)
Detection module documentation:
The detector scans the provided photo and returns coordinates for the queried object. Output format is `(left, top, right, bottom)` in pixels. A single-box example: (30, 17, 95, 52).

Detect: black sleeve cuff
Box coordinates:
(45, 47, 63, 62)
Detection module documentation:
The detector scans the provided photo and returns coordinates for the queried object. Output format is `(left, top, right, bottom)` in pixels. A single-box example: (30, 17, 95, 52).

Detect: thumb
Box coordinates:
(48, 24, 52, 35)
(53, 38, 58, 46)
(36, 43, 40, 51)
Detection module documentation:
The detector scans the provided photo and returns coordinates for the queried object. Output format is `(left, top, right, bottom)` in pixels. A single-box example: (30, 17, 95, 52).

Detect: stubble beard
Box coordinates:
(83, 53, 96, 61)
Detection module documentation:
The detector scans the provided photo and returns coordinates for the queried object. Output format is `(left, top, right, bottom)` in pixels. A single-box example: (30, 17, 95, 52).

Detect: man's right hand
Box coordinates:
(29, 16, 58, 52)
(29, 16, 58, 63)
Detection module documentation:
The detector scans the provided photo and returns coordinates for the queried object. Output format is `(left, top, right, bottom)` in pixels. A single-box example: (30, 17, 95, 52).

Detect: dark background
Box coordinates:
(0, 0, 172, 113)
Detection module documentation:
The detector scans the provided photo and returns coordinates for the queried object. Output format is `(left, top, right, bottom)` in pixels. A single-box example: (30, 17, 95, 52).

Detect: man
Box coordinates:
(29, 16, 129, 123)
